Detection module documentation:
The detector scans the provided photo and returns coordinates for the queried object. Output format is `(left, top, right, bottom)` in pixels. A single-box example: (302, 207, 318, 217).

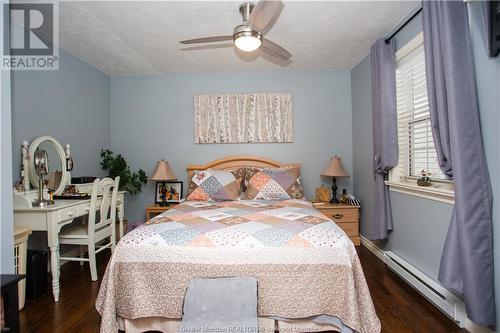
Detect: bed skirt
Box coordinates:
(117, 316, 342, 333)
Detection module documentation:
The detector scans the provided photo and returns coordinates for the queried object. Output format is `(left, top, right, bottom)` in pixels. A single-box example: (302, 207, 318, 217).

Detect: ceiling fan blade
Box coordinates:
(260, 38, 292, 60)
(248, 0, 284, 33)
(181, 44, 234, 51)
(179, 36, 233, 44)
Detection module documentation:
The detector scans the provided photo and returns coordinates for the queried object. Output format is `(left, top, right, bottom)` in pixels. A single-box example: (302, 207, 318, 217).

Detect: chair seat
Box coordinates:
(59, 223, 112, 245)
(59, 224, 88, 239)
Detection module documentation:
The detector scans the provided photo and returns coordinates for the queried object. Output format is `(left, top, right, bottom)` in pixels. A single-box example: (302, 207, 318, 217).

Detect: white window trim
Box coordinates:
(386, 180, 455, 205)
(387, 32, 455, 205)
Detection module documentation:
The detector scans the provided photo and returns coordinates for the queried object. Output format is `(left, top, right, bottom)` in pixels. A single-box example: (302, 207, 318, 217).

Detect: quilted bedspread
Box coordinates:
(96, 199, 380, 333)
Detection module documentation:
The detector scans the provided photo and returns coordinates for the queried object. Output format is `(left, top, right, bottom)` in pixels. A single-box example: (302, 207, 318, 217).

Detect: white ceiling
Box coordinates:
(58, 1, 417, 76)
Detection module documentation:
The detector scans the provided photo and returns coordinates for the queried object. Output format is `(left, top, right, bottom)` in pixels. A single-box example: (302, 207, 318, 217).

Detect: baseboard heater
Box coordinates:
(384, 251, 466, 328)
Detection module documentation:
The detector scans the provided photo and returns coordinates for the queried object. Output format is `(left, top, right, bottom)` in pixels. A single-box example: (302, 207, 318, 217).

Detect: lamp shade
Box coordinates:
(149, 160, 176, 181)
(321, 156, 349, 177)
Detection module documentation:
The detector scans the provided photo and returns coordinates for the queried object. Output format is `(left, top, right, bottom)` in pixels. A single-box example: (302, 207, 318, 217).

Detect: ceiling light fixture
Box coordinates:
(233, 27, 262, 52)
(180, 1, 292, 60)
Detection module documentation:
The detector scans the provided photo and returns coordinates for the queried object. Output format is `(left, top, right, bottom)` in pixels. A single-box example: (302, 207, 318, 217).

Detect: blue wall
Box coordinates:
(1, 14, 14, 272)
(1, 4, 15, 273)
(351, 3, 500, 326)
(11, 49, 111, 183)
(110, 70, 353, 223)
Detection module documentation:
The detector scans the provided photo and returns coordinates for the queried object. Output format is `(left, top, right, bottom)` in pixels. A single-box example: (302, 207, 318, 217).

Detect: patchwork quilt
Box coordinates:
(96, 200, 380, 333)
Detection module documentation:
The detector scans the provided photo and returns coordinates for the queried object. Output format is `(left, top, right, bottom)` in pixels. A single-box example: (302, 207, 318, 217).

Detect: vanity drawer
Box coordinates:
(320, 208, 359, 222)
(58, 206, 83, 220)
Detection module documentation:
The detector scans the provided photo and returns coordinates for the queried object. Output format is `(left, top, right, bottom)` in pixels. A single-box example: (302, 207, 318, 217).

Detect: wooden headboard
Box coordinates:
(186, 155, 301, 180)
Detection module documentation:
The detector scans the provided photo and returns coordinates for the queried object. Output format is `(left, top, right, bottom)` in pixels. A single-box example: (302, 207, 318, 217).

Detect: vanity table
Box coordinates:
(12, 136, 126, 302)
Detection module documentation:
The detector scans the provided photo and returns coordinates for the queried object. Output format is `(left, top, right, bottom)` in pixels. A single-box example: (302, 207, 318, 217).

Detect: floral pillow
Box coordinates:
(243, 167, 304, 200)
(186, 168, 245, 201)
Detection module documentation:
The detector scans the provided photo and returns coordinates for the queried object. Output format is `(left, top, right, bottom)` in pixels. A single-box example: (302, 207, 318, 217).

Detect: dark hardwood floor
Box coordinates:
(19, 246, 468, 333)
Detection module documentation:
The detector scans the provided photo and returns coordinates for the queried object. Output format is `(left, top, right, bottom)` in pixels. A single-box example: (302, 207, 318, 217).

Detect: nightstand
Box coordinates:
(313, 203, 361, 246)
(146, 203, 178, 220)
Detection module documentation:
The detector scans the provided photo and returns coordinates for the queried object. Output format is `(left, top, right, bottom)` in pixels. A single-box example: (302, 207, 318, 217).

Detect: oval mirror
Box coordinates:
(28, 136, 69, 195)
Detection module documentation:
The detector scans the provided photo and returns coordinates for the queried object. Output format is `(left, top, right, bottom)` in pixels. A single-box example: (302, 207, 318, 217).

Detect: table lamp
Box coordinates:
(149, 160, 176, 206)
(321, 155, 349, 204)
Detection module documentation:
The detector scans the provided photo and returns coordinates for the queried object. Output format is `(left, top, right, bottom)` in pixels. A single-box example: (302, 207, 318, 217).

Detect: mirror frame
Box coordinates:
(28, 136, 69, 195)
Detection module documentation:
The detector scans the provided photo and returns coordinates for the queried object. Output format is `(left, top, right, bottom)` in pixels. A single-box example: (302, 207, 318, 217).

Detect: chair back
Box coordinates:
(88, 177, 120, 236)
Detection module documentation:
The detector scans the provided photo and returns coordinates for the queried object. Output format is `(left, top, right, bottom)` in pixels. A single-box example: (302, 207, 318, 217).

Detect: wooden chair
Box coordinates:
(58, 177, 120, 281)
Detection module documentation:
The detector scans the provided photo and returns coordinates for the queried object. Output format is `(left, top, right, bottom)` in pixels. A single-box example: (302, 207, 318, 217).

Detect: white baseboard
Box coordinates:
(359, 235, 493, 333)
(360, 235, 385, 261)
(464, 319, 494, 333)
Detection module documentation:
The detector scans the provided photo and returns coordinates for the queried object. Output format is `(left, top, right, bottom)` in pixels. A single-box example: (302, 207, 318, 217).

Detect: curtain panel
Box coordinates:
(423, 1, 495, 327)
(480, 1, 492, 57)
(370, 39, 398, 240)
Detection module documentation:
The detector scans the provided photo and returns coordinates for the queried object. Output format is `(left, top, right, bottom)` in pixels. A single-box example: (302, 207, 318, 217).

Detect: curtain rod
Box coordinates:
(384, 7, 423, 44)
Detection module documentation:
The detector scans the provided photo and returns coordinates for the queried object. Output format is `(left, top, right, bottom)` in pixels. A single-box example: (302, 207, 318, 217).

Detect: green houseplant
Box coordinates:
(100, 149, 147, 195)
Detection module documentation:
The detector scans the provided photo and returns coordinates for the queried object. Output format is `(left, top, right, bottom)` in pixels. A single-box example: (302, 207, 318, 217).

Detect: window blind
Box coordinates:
(395, 44, 446, 181)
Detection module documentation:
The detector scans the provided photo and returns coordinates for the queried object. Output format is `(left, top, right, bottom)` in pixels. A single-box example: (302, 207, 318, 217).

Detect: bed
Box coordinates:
(96, 156, 380, 333)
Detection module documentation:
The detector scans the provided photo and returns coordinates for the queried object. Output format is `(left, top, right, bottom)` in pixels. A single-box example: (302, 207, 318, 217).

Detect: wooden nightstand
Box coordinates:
(313, 203, 361, 246)
(146, 203, 178, 220)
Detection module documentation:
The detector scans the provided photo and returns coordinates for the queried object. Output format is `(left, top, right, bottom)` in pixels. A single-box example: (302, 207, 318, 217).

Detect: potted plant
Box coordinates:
(417, 170, 432, 187)
(100, 149, 147, 195)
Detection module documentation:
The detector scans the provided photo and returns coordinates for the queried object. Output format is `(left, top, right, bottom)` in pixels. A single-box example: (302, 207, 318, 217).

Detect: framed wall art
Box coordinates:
(194, 92, 293, 144)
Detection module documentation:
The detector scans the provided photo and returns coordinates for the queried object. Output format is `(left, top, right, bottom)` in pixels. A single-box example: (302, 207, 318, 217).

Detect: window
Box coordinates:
(388, 33, 454, 204)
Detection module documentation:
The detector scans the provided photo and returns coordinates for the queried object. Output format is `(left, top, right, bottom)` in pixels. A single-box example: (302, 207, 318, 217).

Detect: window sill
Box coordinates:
(385, 181, 455, 205)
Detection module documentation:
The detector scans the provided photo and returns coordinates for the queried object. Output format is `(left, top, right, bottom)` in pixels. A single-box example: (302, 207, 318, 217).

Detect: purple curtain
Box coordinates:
(480, 1, 492, 57)
(370, 39, 398, 240)
(423, 1, 495, 328)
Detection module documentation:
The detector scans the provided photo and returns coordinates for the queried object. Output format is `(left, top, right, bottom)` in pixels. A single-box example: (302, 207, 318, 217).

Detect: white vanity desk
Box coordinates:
(13, 135, 126, 302)
(13, 184, 126, 302)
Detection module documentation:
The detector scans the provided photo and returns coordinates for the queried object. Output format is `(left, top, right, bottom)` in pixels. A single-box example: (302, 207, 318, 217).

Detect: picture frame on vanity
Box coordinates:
(155, 181, 183, 204)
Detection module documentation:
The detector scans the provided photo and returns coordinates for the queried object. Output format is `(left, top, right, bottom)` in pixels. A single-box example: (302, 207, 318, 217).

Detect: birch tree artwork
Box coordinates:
(194, 93, 293, 143)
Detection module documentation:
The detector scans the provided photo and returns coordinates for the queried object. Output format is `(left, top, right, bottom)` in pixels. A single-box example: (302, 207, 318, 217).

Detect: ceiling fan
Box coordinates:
(179, 1, 292, 61)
